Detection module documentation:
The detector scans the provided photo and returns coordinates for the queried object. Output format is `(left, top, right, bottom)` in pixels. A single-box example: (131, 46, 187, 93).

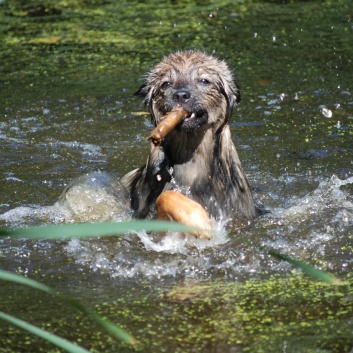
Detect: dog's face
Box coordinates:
(136, 51, 241, 133)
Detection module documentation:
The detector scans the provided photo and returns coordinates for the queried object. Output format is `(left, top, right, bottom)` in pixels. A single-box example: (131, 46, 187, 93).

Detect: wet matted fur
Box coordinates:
(121, 51, 257, 223)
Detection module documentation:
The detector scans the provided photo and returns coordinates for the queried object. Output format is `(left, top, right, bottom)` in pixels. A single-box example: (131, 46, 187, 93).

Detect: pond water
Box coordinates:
(1, 0, 353, 352)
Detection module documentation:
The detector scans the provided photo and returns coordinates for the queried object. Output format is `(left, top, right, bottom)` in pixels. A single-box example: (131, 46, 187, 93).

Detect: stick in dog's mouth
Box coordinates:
(146, 105, 190, 146)
(147, 106, 213, 239)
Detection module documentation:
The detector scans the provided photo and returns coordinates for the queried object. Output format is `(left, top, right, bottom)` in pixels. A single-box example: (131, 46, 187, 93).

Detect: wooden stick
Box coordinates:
(147, 106, 189, 146)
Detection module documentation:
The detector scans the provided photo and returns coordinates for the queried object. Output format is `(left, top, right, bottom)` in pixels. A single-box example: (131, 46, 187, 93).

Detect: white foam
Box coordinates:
(269, 175, 353, 221)
(134, 217, 230, 254)
(0, 204, 73, 227)
(62, 215, 232, 278)
(3, 174, 353, 278)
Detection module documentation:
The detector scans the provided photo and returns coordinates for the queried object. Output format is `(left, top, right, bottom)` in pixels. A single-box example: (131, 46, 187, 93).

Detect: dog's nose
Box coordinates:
(173, 89, 191, 103)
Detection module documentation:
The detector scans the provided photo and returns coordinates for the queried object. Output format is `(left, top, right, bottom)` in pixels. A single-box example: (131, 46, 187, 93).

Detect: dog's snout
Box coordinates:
(173, 89, 191, 103)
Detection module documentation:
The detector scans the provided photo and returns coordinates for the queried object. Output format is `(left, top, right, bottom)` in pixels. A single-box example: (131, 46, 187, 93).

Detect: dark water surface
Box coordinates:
(1, 0, 353, 352)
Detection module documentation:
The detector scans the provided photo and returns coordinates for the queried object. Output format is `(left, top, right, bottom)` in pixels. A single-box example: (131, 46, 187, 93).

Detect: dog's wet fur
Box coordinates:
(121, 51, 257, 223)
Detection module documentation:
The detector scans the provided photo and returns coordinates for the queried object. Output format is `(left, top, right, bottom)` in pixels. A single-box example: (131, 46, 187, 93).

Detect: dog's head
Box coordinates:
(136, 51, 241, 133)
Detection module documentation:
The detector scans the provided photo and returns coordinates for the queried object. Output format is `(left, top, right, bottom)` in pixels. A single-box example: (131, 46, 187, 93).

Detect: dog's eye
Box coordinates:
(161, 81, 172, 89)
(199, 78, 211, 85)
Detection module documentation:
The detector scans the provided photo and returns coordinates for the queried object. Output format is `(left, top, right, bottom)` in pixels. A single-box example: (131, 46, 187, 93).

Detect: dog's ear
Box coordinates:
(134, 83, 148, 98)
(135, 83, 155, 109)
(220, 81, 241, 112)
(233, 82, 241, 105)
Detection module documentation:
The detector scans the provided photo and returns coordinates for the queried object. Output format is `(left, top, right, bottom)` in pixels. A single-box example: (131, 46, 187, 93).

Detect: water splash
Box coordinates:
(133, 216, 230, 254)
(0, 204, 72, 227)
(2, 175, 353, 279)
(321, 107, 333, 118)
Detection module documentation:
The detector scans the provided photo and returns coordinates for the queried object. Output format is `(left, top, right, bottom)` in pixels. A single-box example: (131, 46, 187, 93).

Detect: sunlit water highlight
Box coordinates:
(1, 174, 352, 279)
(0, 87, 352, 281)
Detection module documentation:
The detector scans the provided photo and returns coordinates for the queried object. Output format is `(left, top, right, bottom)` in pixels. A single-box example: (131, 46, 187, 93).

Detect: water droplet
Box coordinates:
(321, 107, 333, 118)
(268, 99, 278, 105)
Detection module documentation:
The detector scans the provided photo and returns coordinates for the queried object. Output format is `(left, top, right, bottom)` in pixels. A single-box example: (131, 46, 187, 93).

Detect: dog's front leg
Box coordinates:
(155, 190, 212, 240)
(121, 145, 171, 218)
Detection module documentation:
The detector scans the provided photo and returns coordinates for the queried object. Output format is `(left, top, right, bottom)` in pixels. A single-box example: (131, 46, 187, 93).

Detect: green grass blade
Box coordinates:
(0, 269, 51, 292)
(0, 311, 92, 353)
(266, 248, 342, 285)
(58, 296, 137, 346)
(0, 220, 196, 239)
(239, 239, 342, 285)
(0, 270, 137, 345)
(0, 219, 340, 285)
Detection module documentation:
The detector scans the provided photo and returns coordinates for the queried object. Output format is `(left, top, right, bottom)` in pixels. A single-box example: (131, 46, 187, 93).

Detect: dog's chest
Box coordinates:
(171, 157, 211, 188)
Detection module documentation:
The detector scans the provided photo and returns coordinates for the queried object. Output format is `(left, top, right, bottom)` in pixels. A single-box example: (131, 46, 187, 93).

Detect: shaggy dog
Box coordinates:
(121, 51, 257, 225)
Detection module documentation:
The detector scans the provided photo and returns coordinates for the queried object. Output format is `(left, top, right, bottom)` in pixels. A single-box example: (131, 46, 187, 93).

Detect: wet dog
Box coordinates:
(121, 51, 257, 225)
